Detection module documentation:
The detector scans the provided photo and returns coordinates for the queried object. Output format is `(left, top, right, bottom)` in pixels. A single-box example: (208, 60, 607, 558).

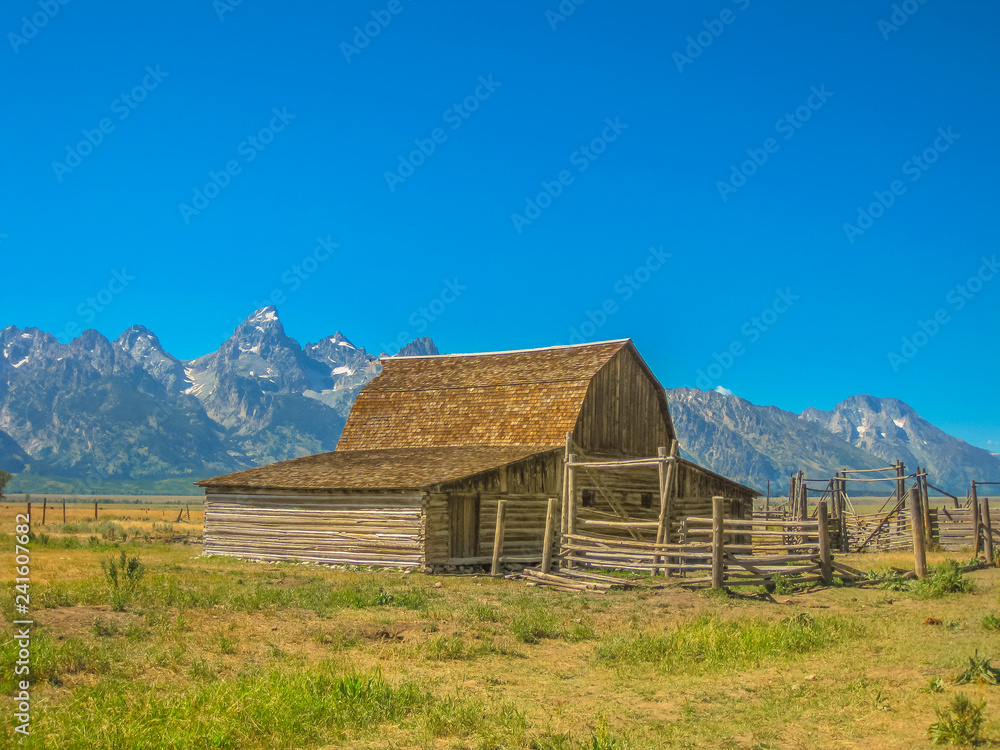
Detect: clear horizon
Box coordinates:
(2, 1, 997, 452)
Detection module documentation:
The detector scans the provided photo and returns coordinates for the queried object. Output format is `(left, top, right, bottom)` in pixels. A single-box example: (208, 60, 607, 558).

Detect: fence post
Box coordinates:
(566, 454, 577, 568)
(94, 501, 98, 521)
(919, 468, 932, 547)
(26, 500, 31, 529)
(972, 482, 982, 558)
(711, 496, 725, 589)
(62, 498, 66, 524)
(561, 433, 571, 538)
(653, 441, 678, 574)
(983, 496, 995, 567)
(541, 497, 558, 573)
(491, 499, 507, 576)
(909, 487, 927, 579)
(817, 500, 832, 584)
(42, 498, 46, 526)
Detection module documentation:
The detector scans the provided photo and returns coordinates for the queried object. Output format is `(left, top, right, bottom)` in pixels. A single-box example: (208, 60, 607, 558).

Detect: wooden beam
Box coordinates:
(490, 499, 507, 576)
(909, 487, 927, 579)
(972, 481, 982, 557)
(711, 496, 725, 589)
(817, 500, 832, 584)
(541, 497, 558, 573)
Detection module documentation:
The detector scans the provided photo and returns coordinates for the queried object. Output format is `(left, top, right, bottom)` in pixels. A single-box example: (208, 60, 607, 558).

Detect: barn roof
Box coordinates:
(336, 339, 633, 451)
(196, 445, 556, 491)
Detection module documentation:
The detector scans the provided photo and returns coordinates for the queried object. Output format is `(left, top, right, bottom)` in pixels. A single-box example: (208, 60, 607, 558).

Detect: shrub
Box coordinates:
(101, 549, 145, 611)
(915, 560, 974, 598)
(983, 613, 1000, 631)
(956, 651, 1000, 685)
(928, 694, 987, 746)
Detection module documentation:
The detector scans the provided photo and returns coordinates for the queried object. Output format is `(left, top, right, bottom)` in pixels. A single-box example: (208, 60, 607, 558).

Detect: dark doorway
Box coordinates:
(449, 494, 480, 559)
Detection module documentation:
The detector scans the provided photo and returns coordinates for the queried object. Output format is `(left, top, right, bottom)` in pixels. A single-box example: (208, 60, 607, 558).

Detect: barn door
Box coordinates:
(449, 494, 480, 559)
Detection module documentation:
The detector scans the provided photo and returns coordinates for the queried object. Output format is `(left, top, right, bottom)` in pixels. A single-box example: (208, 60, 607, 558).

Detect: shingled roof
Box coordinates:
(336, 339, 631, 451)
(197, 445, 556, 491)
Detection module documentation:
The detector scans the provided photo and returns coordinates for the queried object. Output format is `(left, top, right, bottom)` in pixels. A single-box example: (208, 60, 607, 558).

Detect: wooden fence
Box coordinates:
(552, 496, 839, 588)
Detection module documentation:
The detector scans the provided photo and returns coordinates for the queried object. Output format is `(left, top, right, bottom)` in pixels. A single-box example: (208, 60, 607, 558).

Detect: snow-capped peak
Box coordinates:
(248, 306, 279, 324)
(325, 331, 356, 349)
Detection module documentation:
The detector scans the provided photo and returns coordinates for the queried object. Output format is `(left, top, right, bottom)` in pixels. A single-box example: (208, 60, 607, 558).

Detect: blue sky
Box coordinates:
(2, 0, 998, 450)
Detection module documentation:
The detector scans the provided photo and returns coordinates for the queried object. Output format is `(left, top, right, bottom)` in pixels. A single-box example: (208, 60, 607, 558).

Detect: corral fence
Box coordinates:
(762, 464, 999, 560)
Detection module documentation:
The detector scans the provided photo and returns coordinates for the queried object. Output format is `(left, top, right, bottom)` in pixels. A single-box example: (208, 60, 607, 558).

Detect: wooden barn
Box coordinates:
(197, 340, 756, 571)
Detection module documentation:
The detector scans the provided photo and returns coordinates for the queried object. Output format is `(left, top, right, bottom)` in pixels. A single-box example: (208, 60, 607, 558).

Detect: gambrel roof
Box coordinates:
(337, 339, 670, 451)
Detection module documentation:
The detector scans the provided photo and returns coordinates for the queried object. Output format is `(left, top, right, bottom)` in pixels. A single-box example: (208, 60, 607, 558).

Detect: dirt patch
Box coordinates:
(34, 605, 137, 639)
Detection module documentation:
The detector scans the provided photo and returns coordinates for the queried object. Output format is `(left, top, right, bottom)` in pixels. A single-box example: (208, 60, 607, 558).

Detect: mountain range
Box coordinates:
(1, 309, 996, 496)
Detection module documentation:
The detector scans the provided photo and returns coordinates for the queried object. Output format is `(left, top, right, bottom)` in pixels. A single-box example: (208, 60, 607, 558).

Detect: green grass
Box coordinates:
(16, 664, 536, 749)
(596, 612, 854, 673)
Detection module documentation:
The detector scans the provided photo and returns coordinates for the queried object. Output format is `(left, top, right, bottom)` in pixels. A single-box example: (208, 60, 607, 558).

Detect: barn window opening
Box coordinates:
(581, 490, 596, 507)
(640, 492, 653, 509)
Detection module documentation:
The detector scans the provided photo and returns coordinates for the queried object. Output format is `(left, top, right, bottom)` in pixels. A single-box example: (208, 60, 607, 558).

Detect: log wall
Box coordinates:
(204, 491, 426, 567)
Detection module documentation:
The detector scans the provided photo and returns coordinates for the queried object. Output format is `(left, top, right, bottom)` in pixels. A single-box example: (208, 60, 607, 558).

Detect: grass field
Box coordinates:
(3, 501, 1000, 748)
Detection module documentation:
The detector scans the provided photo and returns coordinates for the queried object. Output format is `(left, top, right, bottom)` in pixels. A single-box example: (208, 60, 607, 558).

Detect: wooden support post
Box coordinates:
(42, 497, 46, 526)
(541, 498, 558, 573)
(787, 474, 796, 517)
(972, 481, 982, 557)
(566, 454, 577, 568)
(94, 501, 98, 521)
(665, 441, 678, 541)
(491, 499, 507, 576)
(765, 480, 770, 512)
(817, 500, 833, 584)
(920, 469, 932, 548)
(653, 440, 679, 575)
(799, 481, 808, 523)
(567, 455, 577, 535)
(895, 461, 905, 524)
(711, 496, 725, 589)
(838, 469, 847, 552)
(983, 496, 995, 567)
(62, 498, 66, 524)
(26, 501, 31, 528)
(653, 446, 668, 576)
(561, 432, 572, 538)
(909, 487, 927, 579)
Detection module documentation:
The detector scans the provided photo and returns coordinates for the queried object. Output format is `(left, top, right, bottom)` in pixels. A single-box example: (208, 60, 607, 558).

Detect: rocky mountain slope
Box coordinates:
(800, 395, 999, 493)
(1, 316, 995, 495)
(0, 308, 421, 489)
